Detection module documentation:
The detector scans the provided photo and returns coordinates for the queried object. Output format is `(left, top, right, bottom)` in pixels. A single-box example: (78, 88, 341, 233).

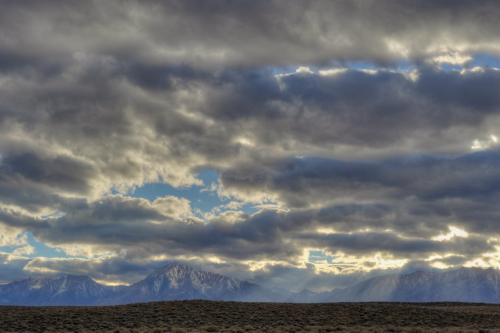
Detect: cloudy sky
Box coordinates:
(2, 0, 500, 291)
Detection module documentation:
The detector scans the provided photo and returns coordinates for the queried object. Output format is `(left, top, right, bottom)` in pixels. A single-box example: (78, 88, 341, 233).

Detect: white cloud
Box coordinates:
(433, 226, 469, 242)
(431, 52, 473, 66)
(471, 134, 499, 150)
(318, 68, 348, 76)
(0, 226, 28, 247)
(295, 66, 314, 74)
(12, 245, 35, 256)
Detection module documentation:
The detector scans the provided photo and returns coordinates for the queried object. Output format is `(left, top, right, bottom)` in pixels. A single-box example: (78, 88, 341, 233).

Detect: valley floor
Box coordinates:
(1, 300, 499, 333)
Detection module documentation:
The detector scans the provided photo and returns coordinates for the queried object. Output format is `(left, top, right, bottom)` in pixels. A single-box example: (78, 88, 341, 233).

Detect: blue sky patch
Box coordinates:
(128, 170, 260, 217)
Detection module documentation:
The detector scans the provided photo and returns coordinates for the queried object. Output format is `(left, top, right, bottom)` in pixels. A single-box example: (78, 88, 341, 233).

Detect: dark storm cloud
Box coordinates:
(0, 196, 299, 262)
(114, 66, 500, 162)
(2, 61, 499, 280)
(418, 68, 500, 112)
(300, 232, 494, 257)
(221, 150, 500, 207)
(0, 193, 492, 269)
(3, 61, 500, 208)
(0, 253, 31, 284)
(2, 0, 500, 68)
(1, 153, 94, 193)
(0, 152, 94, 212)
(124, 64, 212, 92)
(225, 68, 500, 150)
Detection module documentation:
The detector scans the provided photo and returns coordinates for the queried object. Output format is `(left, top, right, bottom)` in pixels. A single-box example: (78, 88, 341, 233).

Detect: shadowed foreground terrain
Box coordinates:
(2, 301, 500, 333)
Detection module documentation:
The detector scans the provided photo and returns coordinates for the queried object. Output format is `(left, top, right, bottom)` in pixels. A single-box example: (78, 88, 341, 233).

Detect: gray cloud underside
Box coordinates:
(1, 58, 500, 286)
(221, 150, 500, 207)
(2, 0, 500, 68)
(0, 182, 496, 263)
(2, 66, 500, 211)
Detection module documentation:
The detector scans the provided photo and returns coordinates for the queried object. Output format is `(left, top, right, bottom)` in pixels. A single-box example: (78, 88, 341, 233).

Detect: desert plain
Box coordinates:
(1, 301, 500, 333)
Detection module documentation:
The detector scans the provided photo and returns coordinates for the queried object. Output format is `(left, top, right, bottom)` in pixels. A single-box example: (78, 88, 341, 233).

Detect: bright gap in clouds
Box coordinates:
(1, 170, 263, 260)
(308, 250, 339, 264)
(440, 54, 500, 71)
(440, 63, 463, 71)
(0, 233, 67, 259)
(271, 55, 500, 76)
(472, 54, 500, 68)
(271, 61, 385, 76)
(128, 170, 260, 217)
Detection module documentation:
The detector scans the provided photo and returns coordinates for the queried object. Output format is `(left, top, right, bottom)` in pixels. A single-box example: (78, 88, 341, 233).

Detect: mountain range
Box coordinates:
(1, 264, 500, 305)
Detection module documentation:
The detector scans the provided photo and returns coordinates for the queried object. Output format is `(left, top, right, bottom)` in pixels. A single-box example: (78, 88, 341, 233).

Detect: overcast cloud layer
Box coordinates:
(1, 0, 500, 291)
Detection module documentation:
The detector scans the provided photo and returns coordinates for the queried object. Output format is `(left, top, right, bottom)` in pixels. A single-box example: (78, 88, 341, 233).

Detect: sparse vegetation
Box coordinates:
(2, 301, 500, 333)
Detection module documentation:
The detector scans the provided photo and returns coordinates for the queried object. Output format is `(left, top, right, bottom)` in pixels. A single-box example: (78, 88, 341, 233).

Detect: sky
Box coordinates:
(2, 0, 500, 291)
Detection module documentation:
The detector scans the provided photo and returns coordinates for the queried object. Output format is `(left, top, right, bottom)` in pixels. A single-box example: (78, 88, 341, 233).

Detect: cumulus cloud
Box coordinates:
(0, 225, 28, 248)
(12, 245, 35, 256)
(0, 187, 496, 287)
(3, 61, 500, 215)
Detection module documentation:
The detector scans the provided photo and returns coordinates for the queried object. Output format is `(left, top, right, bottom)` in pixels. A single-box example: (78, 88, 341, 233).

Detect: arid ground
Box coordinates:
(1, 301, 499, 333)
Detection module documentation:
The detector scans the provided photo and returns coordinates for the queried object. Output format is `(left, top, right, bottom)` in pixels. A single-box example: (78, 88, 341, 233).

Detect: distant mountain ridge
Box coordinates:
(2, 265, 500, 305)
(330, 267, 500, 303)
(0, 275, 113, 306)
(100, 264, 287, 304)
(270, 286, 342, 303)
